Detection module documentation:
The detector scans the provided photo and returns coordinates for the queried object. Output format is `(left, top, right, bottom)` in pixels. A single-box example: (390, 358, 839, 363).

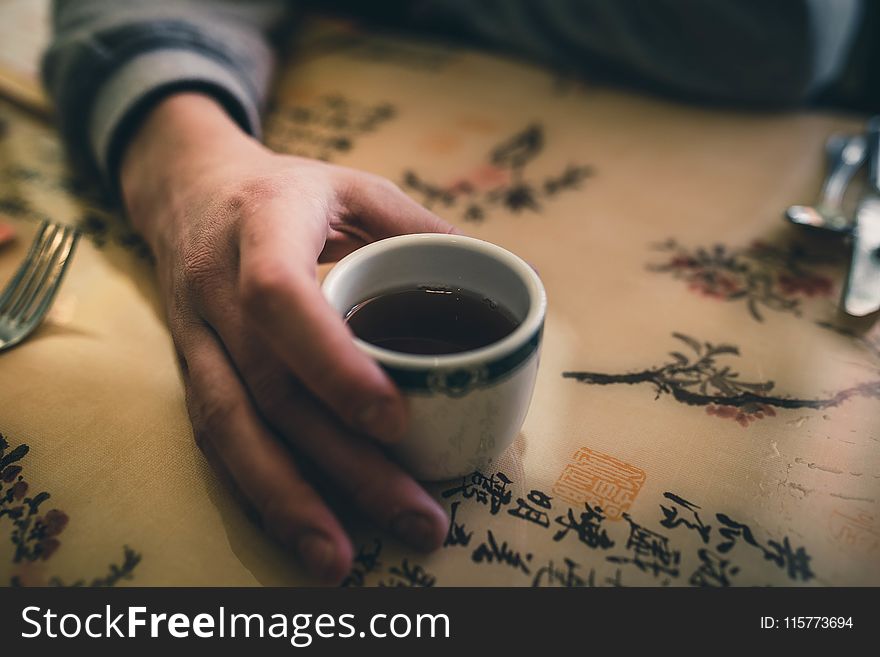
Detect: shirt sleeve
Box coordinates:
(41, 0, 294, 185)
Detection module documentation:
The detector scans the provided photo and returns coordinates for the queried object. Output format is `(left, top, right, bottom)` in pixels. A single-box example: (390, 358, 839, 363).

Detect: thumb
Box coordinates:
(338, 170, 463, 239)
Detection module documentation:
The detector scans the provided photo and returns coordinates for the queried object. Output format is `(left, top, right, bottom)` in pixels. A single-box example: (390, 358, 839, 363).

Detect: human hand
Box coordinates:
(121, 93, 458, 582)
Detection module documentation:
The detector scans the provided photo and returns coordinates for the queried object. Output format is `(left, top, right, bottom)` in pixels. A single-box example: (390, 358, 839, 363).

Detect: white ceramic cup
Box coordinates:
(322, 233, 546, 481)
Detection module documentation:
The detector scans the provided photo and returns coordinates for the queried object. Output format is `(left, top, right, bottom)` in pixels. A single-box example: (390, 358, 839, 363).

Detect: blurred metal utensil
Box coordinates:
(0, 221, 79, 352)
(785, 133, 867, 233)
(843, 117, 880, 316)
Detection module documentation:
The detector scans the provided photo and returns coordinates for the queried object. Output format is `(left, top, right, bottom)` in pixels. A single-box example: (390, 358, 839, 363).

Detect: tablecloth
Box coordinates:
(0, 16, 877, 587)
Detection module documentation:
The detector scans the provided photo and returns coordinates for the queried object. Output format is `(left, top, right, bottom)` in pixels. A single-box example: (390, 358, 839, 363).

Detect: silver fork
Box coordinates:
(0, 221, 79, 352)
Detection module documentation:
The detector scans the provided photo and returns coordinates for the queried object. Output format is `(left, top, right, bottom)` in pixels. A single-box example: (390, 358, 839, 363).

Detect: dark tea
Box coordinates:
(344, 286, 518, 355)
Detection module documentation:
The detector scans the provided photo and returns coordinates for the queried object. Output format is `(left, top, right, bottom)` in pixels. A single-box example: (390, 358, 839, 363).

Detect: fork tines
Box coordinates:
(0, 221, 79, 349)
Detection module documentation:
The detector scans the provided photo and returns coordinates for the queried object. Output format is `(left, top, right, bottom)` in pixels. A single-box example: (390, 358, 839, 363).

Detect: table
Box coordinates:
(0, 15, 877, 587)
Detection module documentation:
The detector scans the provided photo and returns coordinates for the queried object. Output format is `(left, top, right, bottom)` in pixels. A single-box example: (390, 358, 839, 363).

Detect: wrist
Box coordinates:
(120, 92, 263, 244)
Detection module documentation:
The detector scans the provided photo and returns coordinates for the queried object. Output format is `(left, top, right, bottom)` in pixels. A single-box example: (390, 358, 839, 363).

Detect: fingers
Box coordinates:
(201, 302, 448, 553)
(271, 381, 448, 552)
(336, 169, 462, 239)
(318, 228, 370, 264)
(237, 194, 408, 444)
(177, 320, 354, 583)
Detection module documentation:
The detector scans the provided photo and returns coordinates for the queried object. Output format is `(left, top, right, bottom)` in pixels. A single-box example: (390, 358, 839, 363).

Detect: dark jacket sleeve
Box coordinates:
(410, 0, 863, 106)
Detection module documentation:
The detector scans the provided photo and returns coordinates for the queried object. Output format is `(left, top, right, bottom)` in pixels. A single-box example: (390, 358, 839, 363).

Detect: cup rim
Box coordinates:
(322, 233, 546, 371)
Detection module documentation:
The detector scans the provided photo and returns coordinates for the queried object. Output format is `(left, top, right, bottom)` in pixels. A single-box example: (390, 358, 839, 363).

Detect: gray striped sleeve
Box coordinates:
(42, 0, 293, 184)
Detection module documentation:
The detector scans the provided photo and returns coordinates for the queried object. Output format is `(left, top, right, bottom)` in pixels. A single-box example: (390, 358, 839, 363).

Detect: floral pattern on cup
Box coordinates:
(427, 365, 490, 398)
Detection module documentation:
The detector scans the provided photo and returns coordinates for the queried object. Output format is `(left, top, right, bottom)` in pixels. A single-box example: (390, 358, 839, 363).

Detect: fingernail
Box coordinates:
(297, 534, 337, 580)
(392, 512, 440, 552)
(356, 399, 403, 441)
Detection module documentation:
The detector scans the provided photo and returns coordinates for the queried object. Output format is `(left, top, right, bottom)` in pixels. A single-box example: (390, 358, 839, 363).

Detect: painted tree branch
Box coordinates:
(563, 333, 880, 426)
(401, 124, 593, 222)
(563, 369, 880, 410)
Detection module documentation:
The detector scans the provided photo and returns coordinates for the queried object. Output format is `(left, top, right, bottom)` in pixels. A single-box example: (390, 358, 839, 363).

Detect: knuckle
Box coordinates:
(249, 373, 289, 420)
(240, 260, 298, 315)
(349, 468, 394, 510)
(230, 171, 333, 221)
(189, 391, 239, 452)
(341, 172, 399, 205)
(179, 252, 217, 297)
(307, 368, 364, 417)
(222, 176, 285, 217)
(259, 490, 303, 545)
(200, 397, 237, 435)
(368, 173, 400, 195)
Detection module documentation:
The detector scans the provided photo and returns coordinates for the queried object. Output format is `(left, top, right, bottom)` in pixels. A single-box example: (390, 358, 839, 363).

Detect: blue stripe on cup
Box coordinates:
(381, 324, 543, 397)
